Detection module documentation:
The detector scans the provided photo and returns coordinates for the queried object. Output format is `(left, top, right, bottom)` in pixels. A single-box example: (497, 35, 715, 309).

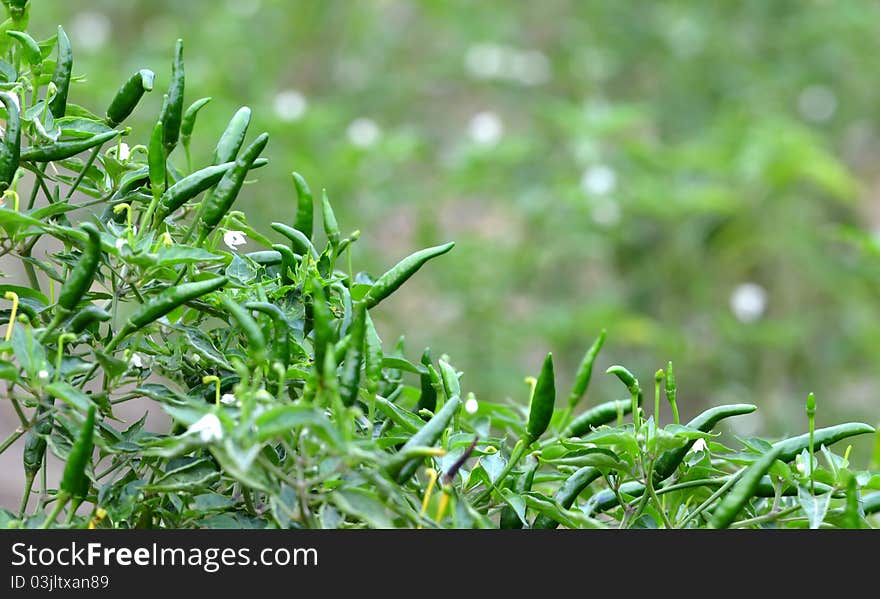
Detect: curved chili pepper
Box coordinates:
(48, 25, 72, 118)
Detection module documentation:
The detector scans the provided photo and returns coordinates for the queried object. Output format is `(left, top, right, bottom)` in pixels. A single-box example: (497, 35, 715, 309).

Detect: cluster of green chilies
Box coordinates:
(1, 13, 877, 530)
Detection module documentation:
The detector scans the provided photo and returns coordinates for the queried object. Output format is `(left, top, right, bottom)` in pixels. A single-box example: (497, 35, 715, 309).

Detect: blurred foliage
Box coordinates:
(30, 0, 880, 444)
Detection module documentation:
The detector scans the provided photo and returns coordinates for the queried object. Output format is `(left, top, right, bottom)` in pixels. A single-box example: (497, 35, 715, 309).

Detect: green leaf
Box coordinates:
(478, 450, 507, 484)
(381, 355, 426, 375)
(225, 254, 259, 285)
(797, 487, 831, 529)
(145, 458, 220, 492)
(580, 426, 640, 458)
(331, 487, 395, 529)
(154, 246, 226, 266)
(55, 116, 114, 138)
(44, 382, 94, 412)
(498, 488, 528, 527)
(253, 405, 341, 447)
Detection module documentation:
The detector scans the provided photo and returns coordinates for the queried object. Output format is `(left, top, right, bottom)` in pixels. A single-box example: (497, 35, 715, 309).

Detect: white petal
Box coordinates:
(347, 118, 381, 148)
(220, 393, 237, 405)
(223, 230, 247, 250)
(468, 111, 503, 146)
(464, 397, 479, 414)
(187, 413, 223, 443)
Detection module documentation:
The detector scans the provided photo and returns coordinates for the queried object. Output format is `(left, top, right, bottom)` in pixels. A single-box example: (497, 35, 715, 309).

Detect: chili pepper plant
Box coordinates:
(0, 4, 879, 529)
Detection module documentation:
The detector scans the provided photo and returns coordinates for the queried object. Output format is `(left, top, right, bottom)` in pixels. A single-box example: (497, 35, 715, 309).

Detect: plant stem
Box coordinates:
(40, 493, 69, 529)
(643, 457, 673, 529)
(0, 427, 25, 455)
(679, 466, 745, 528)
(731, 505, 801, 529)
(64, 145, 102, 201)
(19, 471, 35, 517)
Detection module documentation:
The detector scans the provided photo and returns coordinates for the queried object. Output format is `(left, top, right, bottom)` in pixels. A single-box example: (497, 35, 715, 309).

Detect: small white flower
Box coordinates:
(464, 396, 479, 415)
(468, 111, 503, 146)
(37, 369, 50, 381)
(691, 438, 708, 453)
(220, 393, 237, 405)
(346, 118, 381, 148)
(581, 164, 617, 196)
(223, 230, 247, 250)
(187, 413, 223, 443)
(730, 283, 767, 323)
(191, 353, 201, 363)
(129, 353, 144, 369)
(116, 142, 131, 161)
(115, 237, 127, 250)
(273, 89, 308, 122)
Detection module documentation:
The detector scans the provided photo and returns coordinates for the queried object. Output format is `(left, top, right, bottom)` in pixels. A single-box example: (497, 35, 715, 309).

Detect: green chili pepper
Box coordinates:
(499, 453, 539, 529)
(7, 30, 40, 68)
(653, 403, 758, 482)
(219, 295, 266, 364)
(567, 329, 606, 410)
(438, 358, 460, 401)
(48, 25, 72, 118)
(60, 404, 96, 500)
(158, 39, 184, 153)
(863, 492, 880, 516)
(590, 474, 836, 515)
(532, 466, 602, 529)
(124, 276, 228, 334)
(339, 302, 366, 407)
(708, 446, 783, 529)
(363, 311, 383, 397)
(271, 243, 298, 285)
(68, 305, 111, 334)
(526, 352, 555, 443)
(21, 129, 120, 163)
(386, 395, 462, 484)
(158, 161, 233, 217)
(212, 106, 251, 165)
(772, 422, 874, 463)
(665, 360, 679, 424)
(271, 222, 319, 259)
(106, 68, 155, 126)
(562, 398, 637, 439)
(309, 278, 333, 378)
(181, 96, 211, 149)
(363, 242, 455, 309)
(842, 475, 862, 529)
(606, 364, 641, 426)
(23, 400, 53, 478)
(806, 392, 816, 493)
(0, 90, 20, 191)
(244, 301, 289, 368)
(5, 0, 29, 22)
(292, 171, 313, 240)
(244, 250, 282, 266)
(147, 119, 165, 197)
(321, 189, 340, 249)
(416, 348, 437, 412)
(199, 132, 269, 233)
(57, 222, 101, 312)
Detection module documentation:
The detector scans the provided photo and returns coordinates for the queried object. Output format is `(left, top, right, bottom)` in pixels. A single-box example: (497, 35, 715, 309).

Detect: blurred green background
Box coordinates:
(30, 1, 880, 443)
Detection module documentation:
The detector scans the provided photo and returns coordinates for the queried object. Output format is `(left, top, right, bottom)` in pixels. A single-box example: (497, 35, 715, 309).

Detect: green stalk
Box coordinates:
(40, 493, 69, 529)
(806, 392, 816, 494)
